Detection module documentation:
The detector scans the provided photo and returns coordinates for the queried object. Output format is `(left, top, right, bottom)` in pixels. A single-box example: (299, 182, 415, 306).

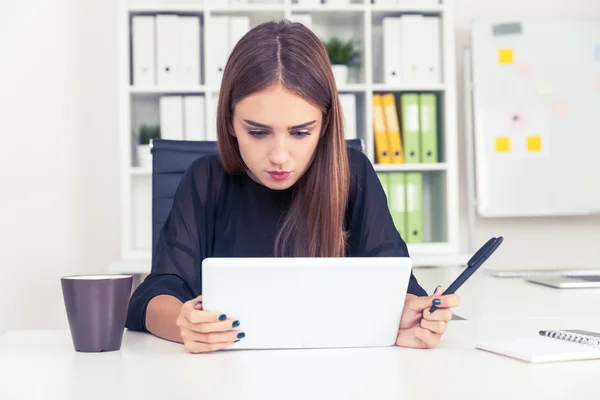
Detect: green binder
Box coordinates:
(388, 172, 407, 238)
(376, 172, 390, 200)
(405, 172, 423, 243)
(399, 94, 421, 163)
(419, 94, 439, 163)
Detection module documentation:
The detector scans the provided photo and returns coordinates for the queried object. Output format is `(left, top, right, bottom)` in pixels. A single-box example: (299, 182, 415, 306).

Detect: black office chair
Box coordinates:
(150, 138, 365, 255)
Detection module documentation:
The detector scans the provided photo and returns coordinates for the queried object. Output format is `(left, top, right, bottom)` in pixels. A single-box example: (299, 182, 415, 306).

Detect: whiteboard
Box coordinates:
(470, 19, 600, 217)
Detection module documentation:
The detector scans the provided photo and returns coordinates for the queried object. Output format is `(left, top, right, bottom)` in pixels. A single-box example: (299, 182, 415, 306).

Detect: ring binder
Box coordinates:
(539, 330, 600, 346)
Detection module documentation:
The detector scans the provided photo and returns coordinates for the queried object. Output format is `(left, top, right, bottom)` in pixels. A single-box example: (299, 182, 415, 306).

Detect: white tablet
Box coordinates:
(201, 257, 412, 350)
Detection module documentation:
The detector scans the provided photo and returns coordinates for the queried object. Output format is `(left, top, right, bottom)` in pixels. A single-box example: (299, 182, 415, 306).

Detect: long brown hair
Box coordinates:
(216, 20, 349, 258)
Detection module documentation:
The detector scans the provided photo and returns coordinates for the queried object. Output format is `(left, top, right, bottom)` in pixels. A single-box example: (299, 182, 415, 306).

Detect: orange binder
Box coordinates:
(382, 93, 405, 164)
(372, 94, 393, 164)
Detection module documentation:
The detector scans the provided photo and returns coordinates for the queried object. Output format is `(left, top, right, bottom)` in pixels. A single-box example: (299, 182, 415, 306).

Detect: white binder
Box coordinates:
(132, 16, 155, 87)
(399, 15, 425, 83)
(177, 16, 201, 86)
(383, 17, 402, 84)
(339, 94, 357, 140)
(422, 16, 442, 84)
(159, 96, 184, 140)
(209, 16, 230, 88)
(228, 16, 250, 55)
(206, 95, 218, 141)
(156, 15, 179, 86)
(184, 96, 206, 141)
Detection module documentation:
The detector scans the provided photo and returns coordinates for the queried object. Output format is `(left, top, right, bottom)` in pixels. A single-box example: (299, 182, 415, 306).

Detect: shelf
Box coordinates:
(128, 4, 205, 13)
(210, 4, 287, 13)
(130, 86, 207, 94)
(130, 167, 152, 176)
(337, 83, 367, 92)
(369, 3, 445, 14)
(291, 4, 366, 12)
(373, 163, 447, 172)
(371, 83, 445, 92)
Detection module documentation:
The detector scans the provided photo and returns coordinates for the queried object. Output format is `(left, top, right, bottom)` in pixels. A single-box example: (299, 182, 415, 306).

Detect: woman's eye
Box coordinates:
(248, 130, 267, 138)
(291, 130, 311, 138)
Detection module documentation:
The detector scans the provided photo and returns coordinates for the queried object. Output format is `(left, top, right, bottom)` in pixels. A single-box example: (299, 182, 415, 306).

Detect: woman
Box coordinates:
(126, 20, 460, 353)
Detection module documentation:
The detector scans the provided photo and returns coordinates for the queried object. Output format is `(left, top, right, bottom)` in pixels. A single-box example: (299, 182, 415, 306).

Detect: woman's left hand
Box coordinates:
(395, 286, 461, 349)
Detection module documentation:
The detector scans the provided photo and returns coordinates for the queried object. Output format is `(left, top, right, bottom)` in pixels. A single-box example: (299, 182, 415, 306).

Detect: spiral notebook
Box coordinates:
(475, 330, 600, 363)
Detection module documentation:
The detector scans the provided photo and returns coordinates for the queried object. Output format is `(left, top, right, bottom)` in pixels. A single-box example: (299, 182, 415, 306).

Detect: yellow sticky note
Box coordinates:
(496, 137, 510, 152)
(527, 136, 542, 152)
(498, 49, 513, 64)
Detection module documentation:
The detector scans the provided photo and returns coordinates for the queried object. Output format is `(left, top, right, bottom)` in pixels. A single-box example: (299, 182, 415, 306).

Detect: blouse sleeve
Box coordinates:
(346, 149, 428, 297)
(126, 157, 216, 332)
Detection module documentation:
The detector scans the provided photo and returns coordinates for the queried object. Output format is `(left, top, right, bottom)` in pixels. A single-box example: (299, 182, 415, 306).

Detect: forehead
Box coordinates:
(234, 84, 322, 127)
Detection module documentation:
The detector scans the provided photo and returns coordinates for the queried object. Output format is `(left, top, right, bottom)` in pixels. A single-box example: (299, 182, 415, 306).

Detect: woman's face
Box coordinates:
(232, 84, 323, 190)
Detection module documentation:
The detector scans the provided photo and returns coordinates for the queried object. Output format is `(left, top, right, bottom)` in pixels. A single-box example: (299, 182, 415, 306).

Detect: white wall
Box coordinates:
(0, 0, 599, 333)
(0, 0, 119, 334)
(454, 0, 600, 269)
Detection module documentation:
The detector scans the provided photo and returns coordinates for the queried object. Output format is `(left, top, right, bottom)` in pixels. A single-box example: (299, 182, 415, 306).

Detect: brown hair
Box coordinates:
(216, 20, 349, 258)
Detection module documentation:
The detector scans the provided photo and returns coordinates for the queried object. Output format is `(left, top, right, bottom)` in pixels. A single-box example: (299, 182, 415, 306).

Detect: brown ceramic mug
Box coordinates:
(61, 274, 133, 352)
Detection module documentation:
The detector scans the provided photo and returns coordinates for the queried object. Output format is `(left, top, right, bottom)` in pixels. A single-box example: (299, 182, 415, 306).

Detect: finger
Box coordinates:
(184, 340, 235, 354)
(414, 326, 441, 349)
(186, 318, 241, 333)
(181, 329, 245, 344)
(186, 309, 228, 324)
(406, 290, 446, 312)
(423, 307, 453, 322)
(432, 293, 462, 309)
(395, 327, 426, 349)
(420, 319, 447, 335)
(193, 295, 203, 310)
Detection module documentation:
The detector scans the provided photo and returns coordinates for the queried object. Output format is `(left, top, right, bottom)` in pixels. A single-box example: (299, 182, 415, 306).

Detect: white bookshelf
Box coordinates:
(113, 0, 467, 274)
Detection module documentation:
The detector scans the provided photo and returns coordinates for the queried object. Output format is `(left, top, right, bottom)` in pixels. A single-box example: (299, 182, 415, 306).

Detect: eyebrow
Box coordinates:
(242, 119, 317, 130)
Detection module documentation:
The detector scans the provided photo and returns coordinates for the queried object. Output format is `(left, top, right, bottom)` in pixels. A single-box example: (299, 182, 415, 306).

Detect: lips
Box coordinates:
(268, 171, 291, 181)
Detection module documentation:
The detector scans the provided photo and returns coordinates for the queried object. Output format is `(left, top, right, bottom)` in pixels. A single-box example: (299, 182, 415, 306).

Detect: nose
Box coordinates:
(268, 136, 289, 167)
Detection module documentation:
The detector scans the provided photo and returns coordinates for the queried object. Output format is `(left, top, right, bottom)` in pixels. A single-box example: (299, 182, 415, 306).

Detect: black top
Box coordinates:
(126, 147, 428, 332)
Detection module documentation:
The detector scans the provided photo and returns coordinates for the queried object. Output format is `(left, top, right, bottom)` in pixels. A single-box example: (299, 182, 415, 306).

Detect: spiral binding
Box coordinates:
(542, 330, 600, 346)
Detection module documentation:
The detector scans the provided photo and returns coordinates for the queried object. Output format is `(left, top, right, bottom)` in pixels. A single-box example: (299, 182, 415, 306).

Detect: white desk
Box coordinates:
(413, 267, 600, 321)
(1, 318, 599, 400)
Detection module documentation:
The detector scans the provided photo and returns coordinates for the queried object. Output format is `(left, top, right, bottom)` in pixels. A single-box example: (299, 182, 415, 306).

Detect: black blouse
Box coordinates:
(126, 147, 428, 332)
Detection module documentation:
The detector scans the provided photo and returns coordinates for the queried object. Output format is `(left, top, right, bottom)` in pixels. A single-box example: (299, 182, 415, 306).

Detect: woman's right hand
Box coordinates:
(176, 295, 244, 354)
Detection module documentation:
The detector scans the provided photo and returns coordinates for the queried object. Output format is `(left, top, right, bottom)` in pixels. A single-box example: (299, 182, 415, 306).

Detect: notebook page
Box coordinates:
(475, 337, 600, 363)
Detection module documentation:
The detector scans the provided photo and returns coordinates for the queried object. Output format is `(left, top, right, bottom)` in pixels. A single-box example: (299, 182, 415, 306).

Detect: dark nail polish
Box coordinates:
(219, 314, 227, 321)
(237, 332, 246, 339)
(432, 299, 441, 306)
(232, 320, 240, 328)
(234, 340, 240, 343)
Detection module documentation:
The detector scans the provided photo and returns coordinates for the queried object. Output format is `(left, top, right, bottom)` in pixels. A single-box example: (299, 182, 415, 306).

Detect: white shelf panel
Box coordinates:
(291, 4, 366, 13)
(211, 5, 287, 12)
(371, 83, 446, 92)
(373, 163, 447, 172)
(128, 4, 205, 13)
(130, 167, 152, 176)
(337, 83, 367, 92)
(369, 4, 445, 14)
(130, 86, 207, 95)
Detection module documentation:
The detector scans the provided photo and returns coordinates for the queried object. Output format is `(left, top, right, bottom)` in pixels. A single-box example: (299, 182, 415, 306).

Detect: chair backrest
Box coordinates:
(150, 138, 365, 254)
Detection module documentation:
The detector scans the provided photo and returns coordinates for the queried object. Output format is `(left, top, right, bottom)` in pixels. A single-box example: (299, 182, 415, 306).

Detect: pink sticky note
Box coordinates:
(552, 99, 570, 117)
(516, 63, 533, 79)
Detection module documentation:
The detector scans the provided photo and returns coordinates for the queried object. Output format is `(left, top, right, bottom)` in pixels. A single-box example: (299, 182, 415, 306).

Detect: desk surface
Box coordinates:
(1, 318, 599, 400)
(413, 267, 600, 321)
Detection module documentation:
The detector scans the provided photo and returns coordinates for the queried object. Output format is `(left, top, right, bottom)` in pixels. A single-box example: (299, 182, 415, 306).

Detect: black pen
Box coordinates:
(428, 236, 504, 314)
